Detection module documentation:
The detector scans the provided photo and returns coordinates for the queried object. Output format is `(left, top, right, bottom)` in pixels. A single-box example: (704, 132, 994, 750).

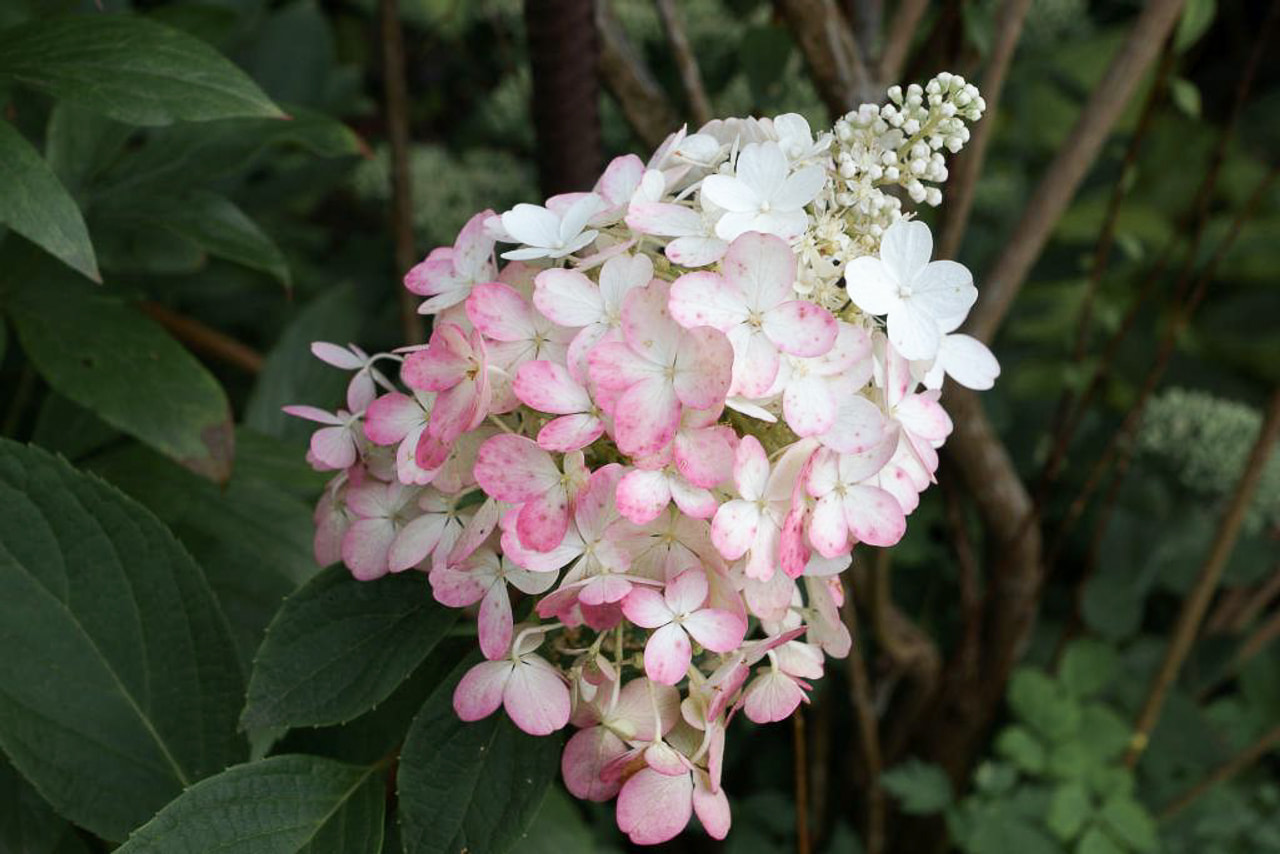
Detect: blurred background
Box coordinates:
(1, 0, 1278, 852)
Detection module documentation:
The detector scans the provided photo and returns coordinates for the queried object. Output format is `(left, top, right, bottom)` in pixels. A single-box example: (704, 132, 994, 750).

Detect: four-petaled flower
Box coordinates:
(621, 568, 746, 685)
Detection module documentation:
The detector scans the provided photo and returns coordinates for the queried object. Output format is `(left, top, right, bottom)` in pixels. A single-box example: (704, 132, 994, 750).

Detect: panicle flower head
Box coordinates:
(288, 74, 998, 846)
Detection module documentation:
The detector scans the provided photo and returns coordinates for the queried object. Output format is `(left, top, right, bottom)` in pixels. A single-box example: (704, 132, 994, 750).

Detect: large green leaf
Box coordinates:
(241, 566, 458, 730)
(0, 14, 284, 126)
(0, 757, 89, 854)
(94, 108, 363, 199)
(86, 442, 318, 668)
(398, 656, 562, 854)
(0, 120, 98, 281)
(0, 440, 246, 840)
(115, 755, 385, 854)
(7, 270, 235, 482)
(95, 191, 291, 286)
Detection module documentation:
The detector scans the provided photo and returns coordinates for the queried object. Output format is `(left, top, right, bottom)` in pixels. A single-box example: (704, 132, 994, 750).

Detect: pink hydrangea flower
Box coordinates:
(404, 209, 497, 314)
(621, 568, 746, 685)
(805, 435, 907, 555)
(453, 628, 570, 736)
(473, 435, 588, 552)
(669, 231, 838, 397)
(430, 548, 556, 659)
(587, 281, 733, 457)
(401, 323, 492, 468)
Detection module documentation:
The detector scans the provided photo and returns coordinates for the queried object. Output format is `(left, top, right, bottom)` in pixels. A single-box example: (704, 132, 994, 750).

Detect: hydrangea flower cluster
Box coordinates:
(291, 74, 999, 846)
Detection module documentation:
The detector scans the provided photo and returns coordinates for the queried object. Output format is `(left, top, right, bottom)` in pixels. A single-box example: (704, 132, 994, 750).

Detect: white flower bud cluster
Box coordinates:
(790, 74, 983, 309)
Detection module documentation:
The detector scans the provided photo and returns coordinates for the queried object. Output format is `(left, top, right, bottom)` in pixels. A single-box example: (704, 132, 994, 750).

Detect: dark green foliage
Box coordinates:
(398, 656, 562, 854)
(0, 440, 245, 841)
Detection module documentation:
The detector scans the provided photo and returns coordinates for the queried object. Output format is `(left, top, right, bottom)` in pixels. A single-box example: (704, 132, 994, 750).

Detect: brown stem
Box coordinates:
(841, 579, 885, 854)
(1125, 388, 1280, 767)
(378, 0, 423, 345)
(943, 473, 983, 683)
(653, 0, 712, 127)
(526, 0, 603, 194)
(1066, 39, 1175, 368)
(923, 386, 1041, 780)
(596, 0, 678, 151)
(1159, 722, 1280, 820)
(794, 709, 812, 854)
(935, 0, 1033, 259)
(876, 0, 927, 87)
(964, 0, 1187, 344)
(775, 0, 875, 116)
(1233, 607, 1280, 670)
(140, 302, 264, 374)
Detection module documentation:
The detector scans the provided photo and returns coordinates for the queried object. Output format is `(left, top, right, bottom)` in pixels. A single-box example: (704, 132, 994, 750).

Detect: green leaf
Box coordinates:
(0, 439, 245, 841)
(996, 725, 1048, 774)
(45, 102, 132, 196)
(0, 119, 98, 281)
(1175, 0, 1216, 51)
(244, 283, 366, 441)
(1078, 704, 1131, 765)
(241, 566, 458, 729)
(1076, 826, 1125, 854)
(1170, 78, 1202, 119)
(94, 108, 363, 199)
(881, 759, 953, 815)
(1060, 638, 1119, 699)
(965, 802, 1061, 854)
(116, 755, 385, 854)
(85, 442, 318, 668)
(398, 655, 561, 854)
(1047, 782, 1094, 841)
(1009, 668, 1082, 741)
(521, 788, 595, 854)
(1082, 571, 1145, 642)
(0, 14, 284, 126)
(1100, 796, 1158, 852)
(0, 756, 89, 854)
(8, 269, 235, 482)
(96, 191, 291, 286)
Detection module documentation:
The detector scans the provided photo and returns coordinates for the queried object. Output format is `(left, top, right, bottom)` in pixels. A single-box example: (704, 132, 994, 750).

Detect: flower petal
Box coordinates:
(453, 659, 513, 722)
(762, 300, 837, 358)
(683, 608, 746, 653)
(504, 658, 570, 735)
(616, 767, 694, 845)
(643, 622, 693, 685)
(474, 434, 561, 502)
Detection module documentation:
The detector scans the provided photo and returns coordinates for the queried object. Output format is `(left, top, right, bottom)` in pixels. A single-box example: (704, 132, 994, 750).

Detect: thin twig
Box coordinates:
(596, 0, 678, 150)
(775, 0, 875, 115)
(793, 709, 812, 854)
(140, 302, 264, 374)
(964, 0, 1188, 344)
(1159, 722, 1280, 820)
(841, 577, 885, 854)
(1227, 564, 1280, 633)
(1234, 607, 1280, 669)
(1065, 38, 1175, 373)
(935, 0, 1033, 259)
(876, 0, 927, 87)
(1125, 388, 1280, 767)
(378, 0, 422, 345)
(653, 0, 712, 127)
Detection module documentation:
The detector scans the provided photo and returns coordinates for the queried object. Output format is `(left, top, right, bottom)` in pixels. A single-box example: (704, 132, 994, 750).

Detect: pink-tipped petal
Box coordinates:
(710, 500, 759, 561)
(477, 582, 513, 660)
(693, 772, 732, 840)
(516, 488, 571, 552)
(764, 301, 838, 360)
(514, 360, 591, 414)
(562, 727, 627, 801)
(504, 658, 571, 735)
(616, 767, 694, 845)
(537, 413, 604, 452)
(620, 587, 673, 629)
(668, 271, 747, 332)
(474, 434, 561, 502)
(643, 623, 693, 685)
(682, 609, 746, 653)
(615, 468, 671, 525)
(843, 484, 907, 547)
(743, 671, 806, 723)
(453, 659, 513, 722)
(613, 376, 681, 457)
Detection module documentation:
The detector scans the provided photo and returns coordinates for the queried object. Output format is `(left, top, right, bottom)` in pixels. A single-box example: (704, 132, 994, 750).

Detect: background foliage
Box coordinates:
(0, 0, 1276, 852)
